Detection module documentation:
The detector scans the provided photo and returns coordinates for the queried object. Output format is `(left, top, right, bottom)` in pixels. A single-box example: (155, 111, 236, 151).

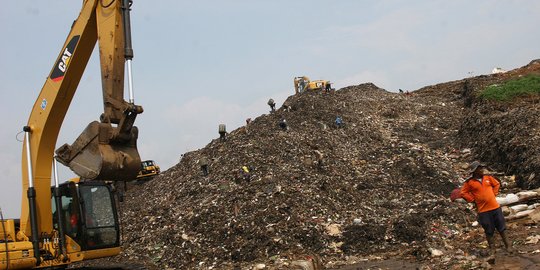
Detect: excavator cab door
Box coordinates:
(52, 181, 120, 251)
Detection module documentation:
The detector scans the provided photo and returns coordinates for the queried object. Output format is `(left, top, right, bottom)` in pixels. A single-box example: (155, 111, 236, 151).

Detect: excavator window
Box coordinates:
(141, 160, 154, 167)
(51, 182, 81, 240)
(79, 183, 119, 250)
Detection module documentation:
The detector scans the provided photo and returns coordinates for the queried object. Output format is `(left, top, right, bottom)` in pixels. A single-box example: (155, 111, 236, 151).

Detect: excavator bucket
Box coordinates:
(55, 121, 141, 181)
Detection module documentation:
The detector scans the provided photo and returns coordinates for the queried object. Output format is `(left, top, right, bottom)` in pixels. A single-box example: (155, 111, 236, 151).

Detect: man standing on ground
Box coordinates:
(460, 161, 514, 261)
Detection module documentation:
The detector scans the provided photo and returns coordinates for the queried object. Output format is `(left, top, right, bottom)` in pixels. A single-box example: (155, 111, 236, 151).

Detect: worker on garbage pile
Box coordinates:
(300, 80, 307, 93)
(324, 83, 332, 93)
(199, 157, 209, 176)
(219, 124, 227, 141)
(244, 118, 252, 134)
(460, 161, 514, 260)
(335, 116, 344, 128)
(283, 100, 292, 112)
(314, 150, 324, 169)
(268, 98, 276, 113)
(279, 118, 288, 131)
(241, 166, 251, 182)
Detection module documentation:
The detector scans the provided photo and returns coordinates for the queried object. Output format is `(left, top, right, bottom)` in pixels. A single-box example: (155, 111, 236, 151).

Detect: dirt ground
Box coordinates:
(331, 220, 540, 270)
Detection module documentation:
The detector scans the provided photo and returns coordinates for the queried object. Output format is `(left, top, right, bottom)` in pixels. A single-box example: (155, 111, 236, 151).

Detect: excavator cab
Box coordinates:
(51, 181, 120, 251)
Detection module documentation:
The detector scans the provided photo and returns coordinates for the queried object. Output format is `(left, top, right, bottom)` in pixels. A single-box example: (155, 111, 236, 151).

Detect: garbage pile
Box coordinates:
(498, 189, 540, 221)
(105, 82, 469, 269)
(458, 59, 540, 189)
(88, 60, 540, 269)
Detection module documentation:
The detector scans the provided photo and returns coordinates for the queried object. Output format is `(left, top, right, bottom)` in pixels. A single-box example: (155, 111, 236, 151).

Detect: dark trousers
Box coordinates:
(478, 207, 506, 236)
(201, 165, 209, 176)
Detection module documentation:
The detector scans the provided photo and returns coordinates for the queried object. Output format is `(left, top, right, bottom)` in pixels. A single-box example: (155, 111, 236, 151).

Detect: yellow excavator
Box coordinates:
(293, 76, 333, 94)
(1, 0, 145, 268)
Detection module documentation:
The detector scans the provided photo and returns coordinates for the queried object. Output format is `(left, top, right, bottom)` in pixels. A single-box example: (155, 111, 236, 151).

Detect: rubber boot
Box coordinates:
(486, 235, 496, 264)
(500, 230, 515, 255)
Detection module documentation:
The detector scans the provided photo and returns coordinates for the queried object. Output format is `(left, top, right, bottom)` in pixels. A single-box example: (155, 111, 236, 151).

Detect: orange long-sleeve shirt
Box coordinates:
(460, 175, 500, 213)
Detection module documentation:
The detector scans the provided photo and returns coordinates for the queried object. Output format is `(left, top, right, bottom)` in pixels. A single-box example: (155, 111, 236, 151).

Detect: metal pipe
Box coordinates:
(23, 126, 41, 265)
(126, 59, 134, 103)
(52, 158, 67, 261)
(23, 126, 34, 189)
(53, 157, 59, 187)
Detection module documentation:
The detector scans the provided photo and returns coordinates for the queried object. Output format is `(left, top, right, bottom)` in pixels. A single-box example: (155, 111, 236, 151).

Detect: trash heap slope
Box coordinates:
(115, 83, 471, 269)
(103, 60, 540, 269)
(458, 59, 540, 189)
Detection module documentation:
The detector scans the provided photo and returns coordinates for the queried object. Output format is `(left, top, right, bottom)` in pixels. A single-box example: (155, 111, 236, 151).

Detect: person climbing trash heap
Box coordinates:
(199, 157, 209, 176)
(268, 98, 276, 113)
(218, 124, 227, 142)
(241, 166, 251, 182)
(283, 100, 292, 112)
(279, 119, 288, 131)
(335, 116, 344, 128)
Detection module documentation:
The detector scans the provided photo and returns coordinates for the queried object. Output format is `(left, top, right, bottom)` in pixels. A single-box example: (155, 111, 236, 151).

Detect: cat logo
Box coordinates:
(50, 35, 80, 82)
(58, 47, 72, 72)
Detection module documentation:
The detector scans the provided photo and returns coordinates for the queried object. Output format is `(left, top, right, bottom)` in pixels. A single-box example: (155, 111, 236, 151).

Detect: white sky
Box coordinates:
(1, 0, 539, 218)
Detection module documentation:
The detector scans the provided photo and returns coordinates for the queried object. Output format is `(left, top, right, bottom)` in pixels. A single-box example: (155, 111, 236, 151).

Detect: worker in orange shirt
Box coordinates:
(460, 161, 514, 260)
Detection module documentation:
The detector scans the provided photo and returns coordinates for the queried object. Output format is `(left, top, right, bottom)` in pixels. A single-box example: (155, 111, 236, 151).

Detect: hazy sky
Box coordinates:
(1, 0, 539, 217)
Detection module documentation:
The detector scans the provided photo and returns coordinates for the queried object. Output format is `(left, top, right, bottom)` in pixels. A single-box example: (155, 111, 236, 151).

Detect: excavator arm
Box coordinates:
(18, 0, 142, 264)
(54, 0, 143, 181)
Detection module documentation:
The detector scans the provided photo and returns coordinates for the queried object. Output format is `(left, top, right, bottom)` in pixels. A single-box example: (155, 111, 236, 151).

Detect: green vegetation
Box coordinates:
(480, 74, 540, 101)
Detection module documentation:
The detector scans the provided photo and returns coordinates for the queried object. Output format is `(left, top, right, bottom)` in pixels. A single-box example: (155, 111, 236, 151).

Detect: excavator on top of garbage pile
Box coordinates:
(1, 0, 145, 269)
(294, 76, 333, 94)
